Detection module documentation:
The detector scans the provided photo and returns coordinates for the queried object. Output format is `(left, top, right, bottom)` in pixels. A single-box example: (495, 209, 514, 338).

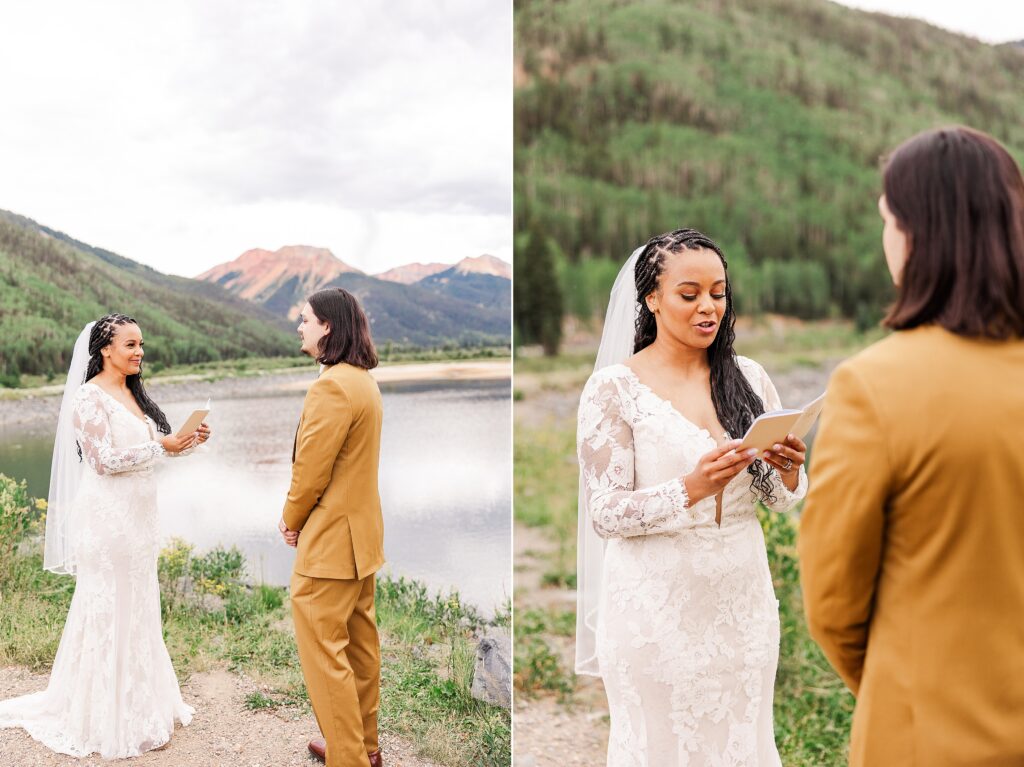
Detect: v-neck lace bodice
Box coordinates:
(577, 355, 807, 766)
(617, 365, 724, 443)
(85, 382, 152, 427)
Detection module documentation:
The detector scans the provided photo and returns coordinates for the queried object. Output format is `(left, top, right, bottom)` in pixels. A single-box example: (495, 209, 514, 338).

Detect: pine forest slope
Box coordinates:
(514, 0, 1024, 326)
(0, 211, 298, 379)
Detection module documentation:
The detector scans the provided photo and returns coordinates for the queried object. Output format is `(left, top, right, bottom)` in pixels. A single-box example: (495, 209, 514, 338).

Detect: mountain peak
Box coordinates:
(196, 245, 363, 318)
(453, 254, 512, 279)
(375, 262, 451, 284)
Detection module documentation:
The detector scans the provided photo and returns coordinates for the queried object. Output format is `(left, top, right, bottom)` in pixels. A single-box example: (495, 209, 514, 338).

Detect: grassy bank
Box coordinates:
(513, 373, 854, 766)
(0, 475, 510, 767)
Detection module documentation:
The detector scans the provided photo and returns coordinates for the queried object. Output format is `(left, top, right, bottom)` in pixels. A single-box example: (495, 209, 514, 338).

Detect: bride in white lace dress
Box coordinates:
(576, 230, 808, 766)
(0, 314, 210, 759)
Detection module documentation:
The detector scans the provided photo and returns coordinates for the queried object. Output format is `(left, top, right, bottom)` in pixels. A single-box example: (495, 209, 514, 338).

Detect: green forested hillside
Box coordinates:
(0, 211, 299, 380)
(514, 0, 1024, 344)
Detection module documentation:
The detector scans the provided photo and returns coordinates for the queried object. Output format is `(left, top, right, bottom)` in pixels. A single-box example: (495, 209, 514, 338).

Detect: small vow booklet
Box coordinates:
(738, 392, 826, 453)
(174, 398, 211, 438)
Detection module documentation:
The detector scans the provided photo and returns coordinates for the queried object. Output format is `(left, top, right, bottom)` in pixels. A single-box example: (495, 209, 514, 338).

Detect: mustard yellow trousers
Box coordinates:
(291, 571, 380, 767)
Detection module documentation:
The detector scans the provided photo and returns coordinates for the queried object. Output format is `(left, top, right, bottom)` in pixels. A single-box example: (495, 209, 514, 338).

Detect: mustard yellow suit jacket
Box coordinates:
(283, 362, 385, 580)
(799, 325, 1024, 766)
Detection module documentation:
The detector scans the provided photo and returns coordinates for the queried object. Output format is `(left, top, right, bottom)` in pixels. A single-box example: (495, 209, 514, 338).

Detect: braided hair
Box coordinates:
(80, 314, 171, 457)
(633, 228, 776, 504)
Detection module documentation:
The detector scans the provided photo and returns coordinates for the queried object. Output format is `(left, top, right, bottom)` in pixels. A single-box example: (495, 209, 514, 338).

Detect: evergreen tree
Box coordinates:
(515, 221, 564, 356)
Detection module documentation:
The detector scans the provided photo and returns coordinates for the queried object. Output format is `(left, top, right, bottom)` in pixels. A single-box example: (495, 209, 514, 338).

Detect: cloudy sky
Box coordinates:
(833, 0, 1024, 43)
(0, 1, 511, 277)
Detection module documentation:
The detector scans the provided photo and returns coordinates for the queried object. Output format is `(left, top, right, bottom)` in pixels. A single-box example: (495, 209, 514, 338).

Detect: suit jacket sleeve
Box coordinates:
(282, 376, 353, 532)
(798, 361, 892, 695)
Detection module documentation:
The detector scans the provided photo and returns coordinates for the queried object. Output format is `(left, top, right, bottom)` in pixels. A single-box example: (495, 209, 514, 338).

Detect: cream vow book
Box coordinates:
(174, 398, 211, 437)
(738, 392, 826, 452)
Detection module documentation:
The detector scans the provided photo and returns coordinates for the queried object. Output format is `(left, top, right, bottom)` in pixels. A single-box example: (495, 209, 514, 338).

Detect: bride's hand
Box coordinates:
(160, 432, 198, 454)
(195, 422, 211, 444)
(762, 434, 806, 476)
(684, 439, 759, 505)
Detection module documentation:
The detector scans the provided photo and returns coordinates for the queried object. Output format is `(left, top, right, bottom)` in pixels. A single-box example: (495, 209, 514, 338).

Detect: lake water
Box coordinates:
(0, 377, 511, 614)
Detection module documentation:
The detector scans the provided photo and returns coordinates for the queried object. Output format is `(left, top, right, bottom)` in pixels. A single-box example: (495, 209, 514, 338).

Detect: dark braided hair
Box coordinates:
(634, 228, 776, 504)
(77, 314, 171, 461)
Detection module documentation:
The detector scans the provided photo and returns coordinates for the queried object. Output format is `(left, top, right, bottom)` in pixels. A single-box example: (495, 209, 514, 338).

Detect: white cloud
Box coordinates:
(0, 0, 511, 276)
(832, 1, 1024, 45)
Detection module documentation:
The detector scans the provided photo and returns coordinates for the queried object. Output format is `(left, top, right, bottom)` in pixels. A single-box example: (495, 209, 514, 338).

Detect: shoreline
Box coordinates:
(0, 359, 511, 429)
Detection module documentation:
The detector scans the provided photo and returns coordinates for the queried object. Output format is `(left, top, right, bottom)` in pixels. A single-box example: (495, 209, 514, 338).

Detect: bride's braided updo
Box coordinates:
(83, 313, 171, 438)
(633, 228, 776, 504)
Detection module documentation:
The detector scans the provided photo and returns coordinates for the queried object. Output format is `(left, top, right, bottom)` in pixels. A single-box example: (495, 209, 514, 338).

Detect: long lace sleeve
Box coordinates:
(73, 388, 164, 475)
(740, 357, 808, 512)
(577, 374, 715, 538)
(166, 441, 204, 458)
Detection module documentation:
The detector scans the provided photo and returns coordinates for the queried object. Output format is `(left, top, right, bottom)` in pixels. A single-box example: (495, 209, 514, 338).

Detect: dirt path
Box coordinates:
(0, 667, 440, 767)
(513, 521, 608, 767)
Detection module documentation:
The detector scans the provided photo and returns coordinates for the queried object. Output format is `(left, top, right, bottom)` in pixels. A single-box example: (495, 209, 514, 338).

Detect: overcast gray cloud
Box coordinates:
(0, 0, 511, 276)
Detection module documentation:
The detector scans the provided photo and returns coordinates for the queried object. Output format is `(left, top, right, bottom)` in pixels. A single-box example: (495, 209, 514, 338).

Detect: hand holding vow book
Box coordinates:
(175, 398, 211, 438)
(738, 392, 825, 453)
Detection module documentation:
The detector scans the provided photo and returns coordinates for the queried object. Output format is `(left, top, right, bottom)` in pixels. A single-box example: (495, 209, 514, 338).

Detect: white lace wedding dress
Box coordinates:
(578, 357, 807, 767)
(0, 382, 195, 758)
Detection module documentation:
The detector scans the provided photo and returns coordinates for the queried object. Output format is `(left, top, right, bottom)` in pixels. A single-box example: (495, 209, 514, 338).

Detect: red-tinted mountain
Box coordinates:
(452, 254, 512, 279)
(196, 246, 363, 320)
(198, 247, 510, 346)
(374, 262, 451, 284)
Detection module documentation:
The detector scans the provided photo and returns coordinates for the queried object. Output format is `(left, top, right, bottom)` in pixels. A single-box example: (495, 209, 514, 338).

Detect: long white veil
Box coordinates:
(44, 321, 95, 575)
(575, 245, 644, 676)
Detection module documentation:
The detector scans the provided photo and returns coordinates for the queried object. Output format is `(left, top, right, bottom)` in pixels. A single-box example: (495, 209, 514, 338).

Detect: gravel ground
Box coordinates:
(0, 667, 440, 767)
(513, 694, 609, 767)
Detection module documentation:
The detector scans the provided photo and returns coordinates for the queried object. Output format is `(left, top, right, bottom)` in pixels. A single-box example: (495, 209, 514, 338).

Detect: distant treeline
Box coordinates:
(514, 0, 1024, 352)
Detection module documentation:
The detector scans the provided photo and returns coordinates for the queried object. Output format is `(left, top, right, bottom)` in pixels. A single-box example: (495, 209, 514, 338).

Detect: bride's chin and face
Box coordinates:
(645, 248, 727, 351)
(101, 324, 145, 377)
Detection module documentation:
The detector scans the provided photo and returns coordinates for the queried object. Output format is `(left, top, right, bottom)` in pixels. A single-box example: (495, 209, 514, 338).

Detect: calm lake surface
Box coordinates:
(0, 376, 511, 614)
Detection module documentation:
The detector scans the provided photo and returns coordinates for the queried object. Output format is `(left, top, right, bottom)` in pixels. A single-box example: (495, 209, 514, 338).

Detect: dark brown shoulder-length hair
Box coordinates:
(307, 288, 379, 370)
(882, 125, 1024, 339)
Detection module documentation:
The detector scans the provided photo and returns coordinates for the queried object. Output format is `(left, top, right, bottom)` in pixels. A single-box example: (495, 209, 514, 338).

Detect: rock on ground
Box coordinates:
(470, 630, 511, 709)
(0, 667, 440, 767)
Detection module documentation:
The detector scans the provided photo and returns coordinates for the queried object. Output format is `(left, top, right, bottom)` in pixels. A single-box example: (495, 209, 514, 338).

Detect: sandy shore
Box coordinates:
(282, 360, 511, 391)
(0, 360, 510, 429)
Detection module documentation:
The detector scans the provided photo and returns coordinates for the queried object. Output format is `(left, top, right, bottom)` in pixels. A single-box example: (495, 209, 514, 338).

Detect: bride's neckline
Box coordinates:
(82, 381, 151, 426)
(610, 363, 727, 442)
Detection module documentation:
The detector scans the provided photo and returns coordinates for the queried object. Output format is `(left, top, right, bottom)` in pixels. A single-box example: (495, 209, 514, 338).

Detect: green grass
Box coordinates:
(0, 475, 510, 767)
(513, 424, 578, 532)
(513, 407, 854, 765)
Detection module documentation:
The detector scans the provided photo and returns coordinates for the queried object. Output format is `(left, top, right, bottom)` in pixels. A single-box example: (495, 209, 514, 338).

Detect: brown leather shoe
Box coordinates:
(308, 738, 326, 762)
(308, 738, 381, 766)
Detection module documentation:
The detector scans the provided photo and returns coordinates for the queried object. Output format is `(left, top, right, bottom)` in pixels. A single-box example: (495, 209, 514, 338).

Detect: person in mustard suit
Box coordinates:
(278, 287, 385, 767)
(799, 126, 1024, 766)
